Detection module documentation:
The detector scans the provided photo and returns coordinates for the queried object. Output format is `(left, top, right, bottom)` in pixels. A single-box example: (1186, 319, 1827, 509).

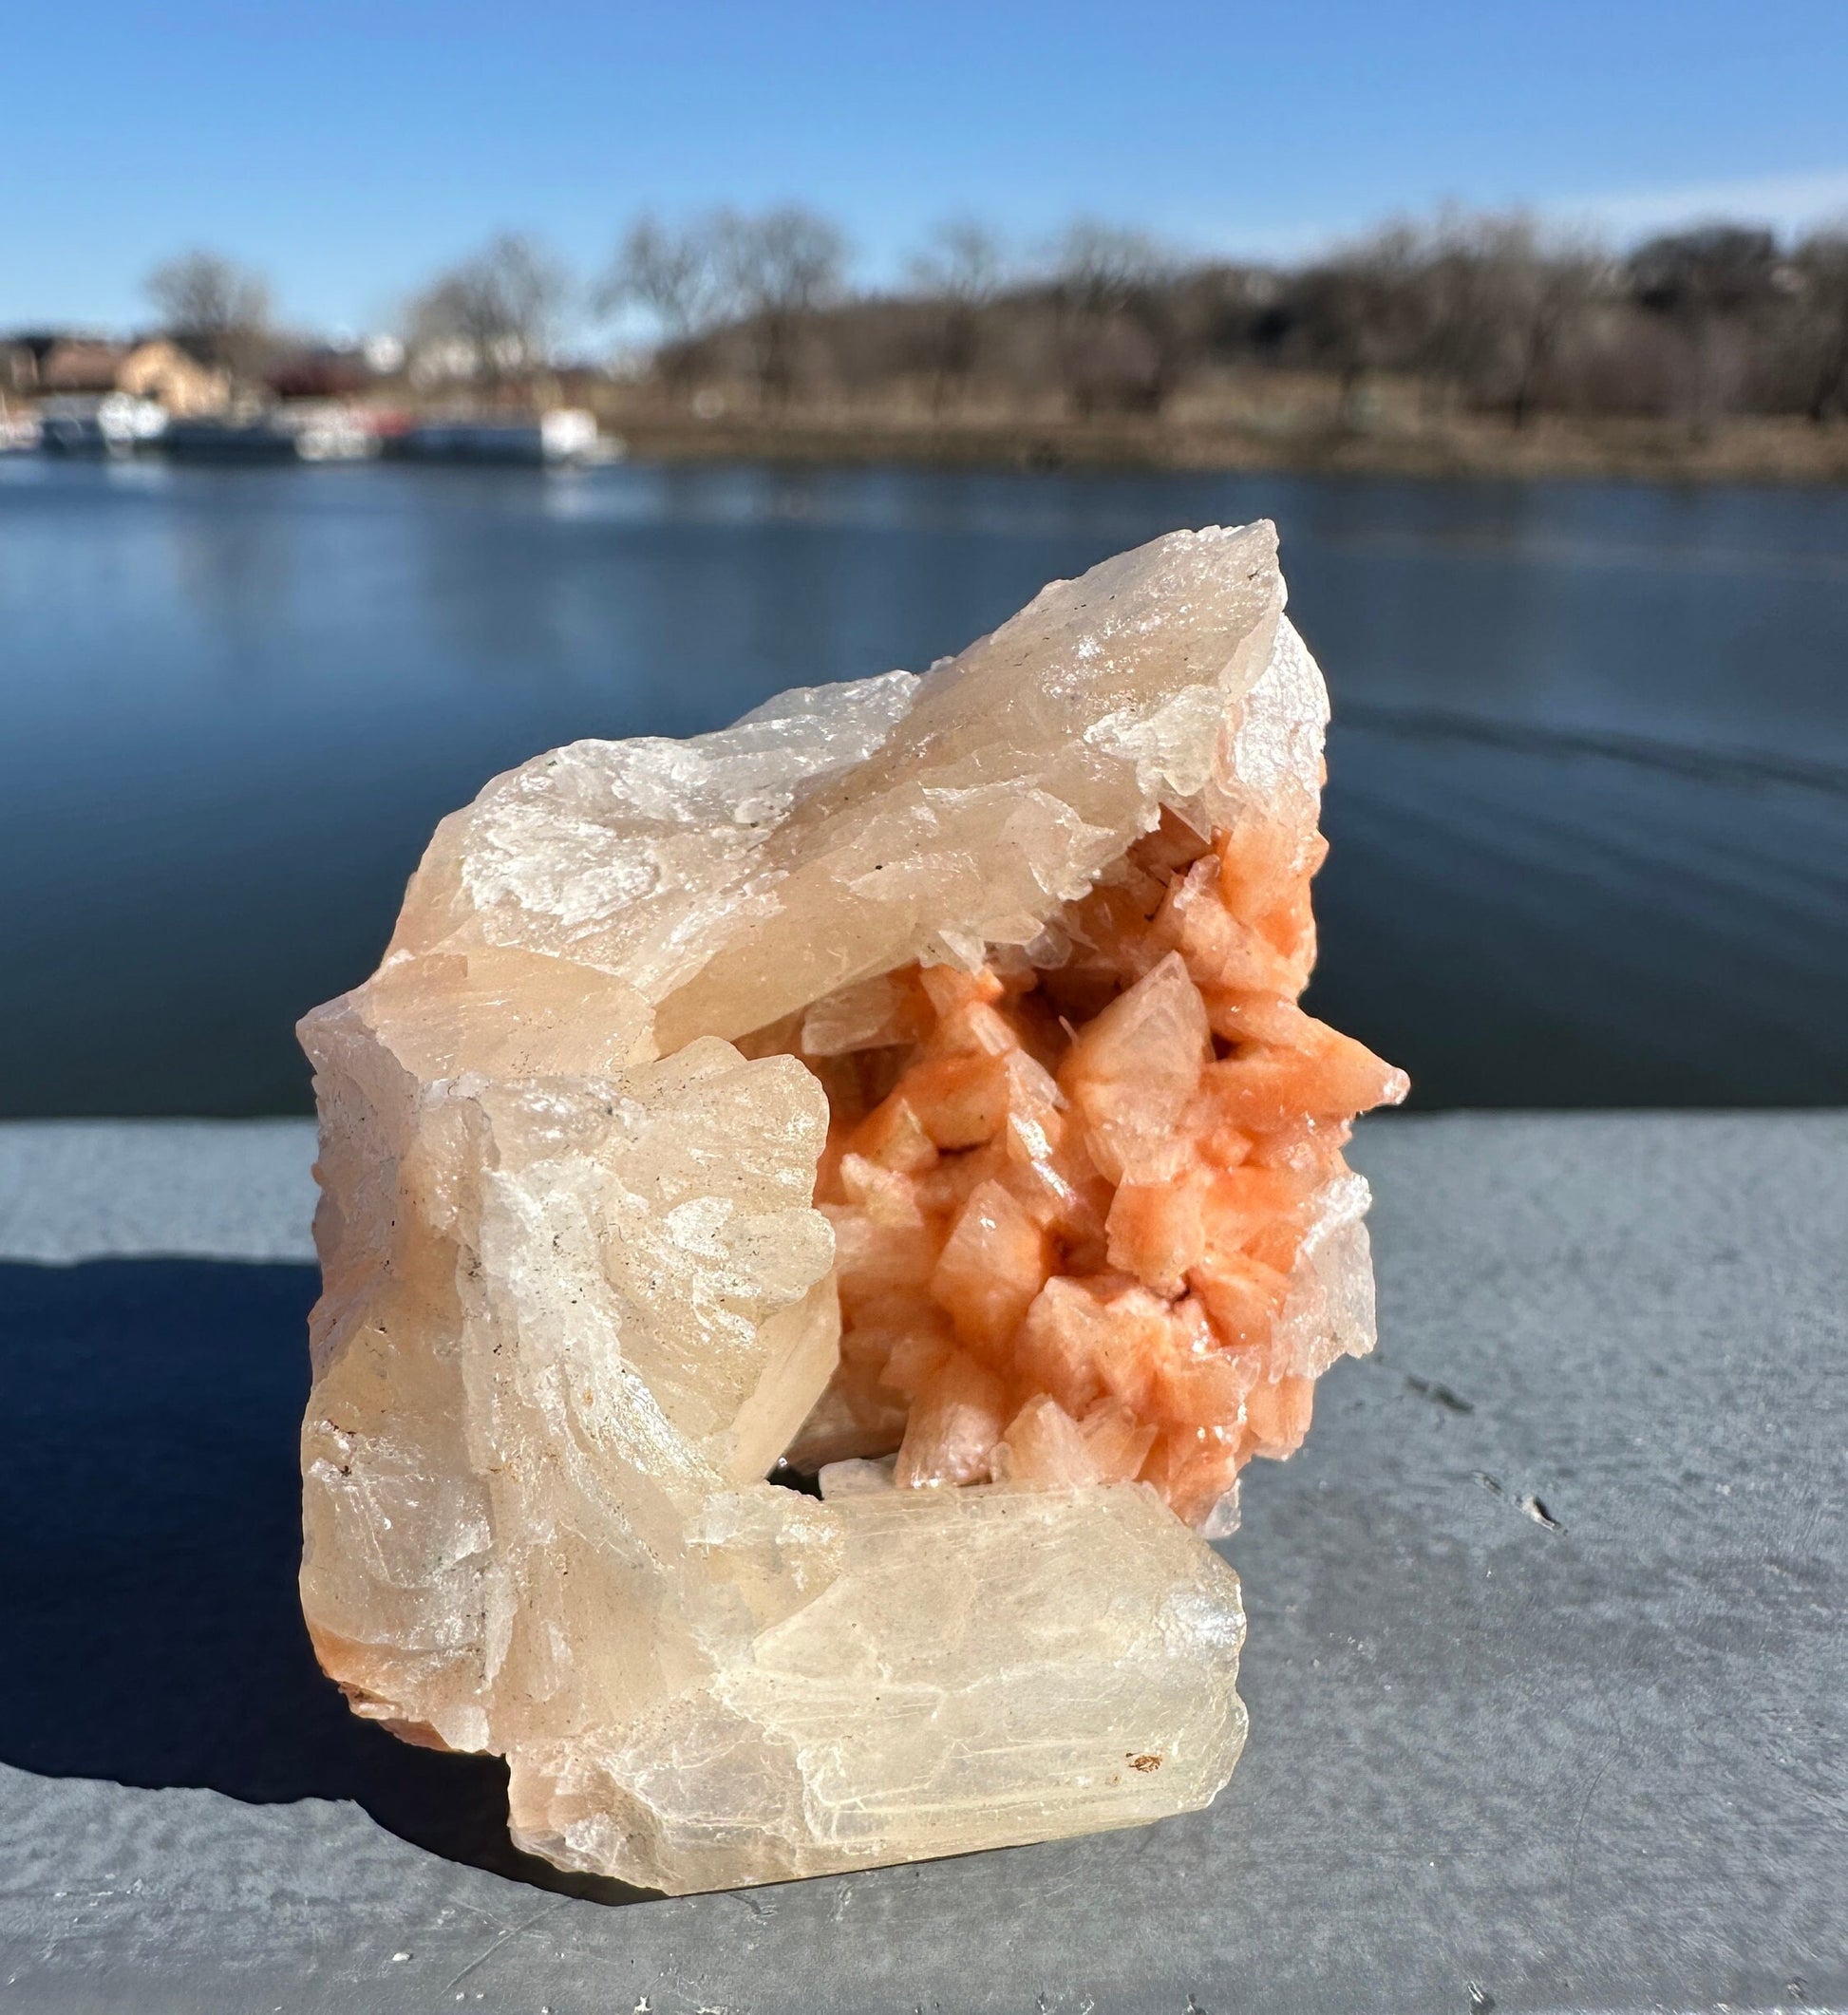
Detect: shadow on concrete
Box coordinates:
(0, 1259, 646, 1904)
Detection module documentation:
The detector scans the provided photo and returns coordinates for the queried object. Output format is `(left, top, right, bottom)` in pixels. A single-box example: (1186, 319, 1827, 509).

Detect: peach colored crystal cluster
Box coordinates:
(785, 811, 1405, 1529)
(297, 522, 1403, 1894)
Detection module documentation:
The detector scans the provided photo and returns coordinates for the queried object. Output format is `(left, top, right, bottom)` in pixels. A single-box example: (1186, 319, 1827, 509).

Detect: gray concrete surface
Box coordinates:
(0, 1120, 317, 1264)
(0, 1112, 1843, 2014)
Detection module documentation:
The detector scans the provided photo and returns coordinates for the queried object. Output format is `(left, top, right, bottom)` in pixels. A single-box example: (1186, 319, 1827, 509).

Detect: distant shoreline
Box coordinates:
(12, 404, 1848, 488)
(606, 410, 1848, 487)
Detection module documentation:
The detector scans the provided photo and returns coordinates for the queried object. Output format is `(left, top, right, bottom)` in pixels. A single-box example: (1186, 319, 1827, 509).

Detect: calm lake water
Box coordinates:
(2, 455, 1845, 1116)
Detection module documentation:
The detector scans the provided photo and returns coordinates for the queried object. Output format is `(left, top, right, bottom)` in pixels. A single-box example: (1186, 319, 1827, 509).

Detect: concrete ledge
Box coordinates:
(0, 1119, 318, 1263)
(0, 1113, 1843, 2013)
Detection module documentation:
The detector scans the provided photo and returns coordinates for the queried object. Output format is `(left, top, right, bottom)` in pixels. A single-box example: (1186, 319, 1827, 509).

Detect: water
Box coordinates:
(2, 456, 1844, 1116)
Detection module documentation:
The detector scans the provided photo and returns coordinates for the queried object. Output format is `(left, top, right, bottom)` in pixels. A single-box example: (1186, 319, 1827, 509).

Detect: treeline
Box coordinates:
(133, 204, 1848, 429)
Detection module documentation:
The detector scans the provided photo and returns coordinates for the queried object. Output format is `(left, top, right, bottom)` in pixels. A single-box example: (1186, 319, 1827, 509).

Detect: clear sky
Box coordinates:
(9, 0, 1848, 336)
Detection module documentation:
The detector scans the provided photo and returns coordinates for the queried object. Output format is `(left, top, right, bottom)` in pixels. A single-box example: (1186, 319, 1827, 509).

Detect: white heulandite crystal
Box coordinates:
(300, 522, 1378, 1893)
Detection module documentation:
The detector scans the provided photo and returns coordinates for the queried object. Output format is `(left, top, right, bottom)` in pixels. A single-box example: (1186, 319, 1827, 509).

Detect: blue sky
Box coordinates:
(9, 0, 1848, 335)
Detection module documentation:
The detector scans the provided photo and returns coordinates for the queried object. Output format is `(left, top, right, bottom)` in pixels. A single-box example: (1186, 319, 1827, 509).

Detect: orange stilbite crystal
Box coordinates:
(782, 802, 1405, 1529)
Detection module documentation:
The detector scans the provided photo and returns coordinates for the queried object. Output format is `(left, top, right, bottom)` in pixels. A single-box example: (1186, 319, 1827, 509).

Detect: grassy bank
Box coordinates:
(602, 405, 1848, 485)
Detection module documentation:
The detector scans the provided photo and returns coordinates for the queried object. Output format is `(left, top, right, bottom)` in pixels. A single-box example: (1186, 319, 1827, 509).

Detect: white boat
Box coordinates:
(160, 405, 379, 463)
(37, 394, 166, 456)
(403, 407, 603, 466)
(160, 417, 300, 462)
(277, 403, 378, 462)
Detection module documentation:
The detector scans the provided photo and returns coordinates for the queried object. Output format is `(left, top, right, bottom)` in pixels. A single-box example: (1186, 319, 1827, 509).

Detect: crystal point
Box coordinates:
(299, 523, 1402, 1893)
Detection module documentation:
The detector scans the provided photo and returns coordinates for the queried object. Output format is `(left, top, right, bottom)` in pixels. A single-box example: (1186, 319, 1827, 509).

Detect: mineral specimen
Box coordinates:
(298, 521, 1405, 1894)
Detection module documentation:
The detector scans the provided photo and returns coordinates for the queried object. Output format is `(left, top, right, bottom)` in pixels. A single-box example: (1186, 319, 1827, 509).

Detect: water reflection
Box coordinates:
(165, 485, 302, 677)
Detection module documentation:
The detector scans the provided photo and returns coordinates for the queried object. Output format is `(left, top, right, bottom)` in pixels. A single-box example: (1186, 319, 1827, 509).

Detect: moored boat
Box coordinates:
(400, 407, 604, 465)
(37, 394, 166, 456)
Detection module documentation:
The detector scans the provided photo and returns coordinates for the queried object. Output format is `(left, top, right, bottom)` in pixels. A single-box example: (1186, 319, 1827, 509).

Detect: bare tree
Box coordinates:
(1052, 220, 1170, 315)
(374, 196, 1848, 434)
(1789, 227, 1848, 423)
(143, 250, 272, 379)
(1403, 211, 1510, 414)
(1480, 223, 1607, 428)
(1630, 225, 1782, 435)
(1398, 212, 1606, 425)
(907, 217, 1005, 409)
(1292, 226, 1424, 425)
(1050, 220, 1184, 415)
(408, 233, 573, 386)
(597, 216, 724, 398)
(711, 206, 851, 405)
